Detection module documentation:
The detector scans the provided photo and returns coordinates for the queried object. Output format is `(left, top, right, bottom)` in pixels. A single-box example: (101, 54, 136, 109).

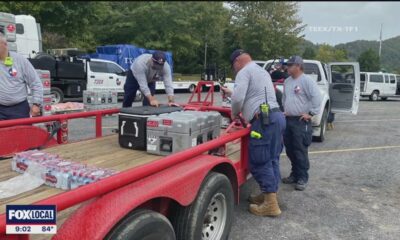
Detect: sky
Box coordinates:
(298, 2, 400, 45)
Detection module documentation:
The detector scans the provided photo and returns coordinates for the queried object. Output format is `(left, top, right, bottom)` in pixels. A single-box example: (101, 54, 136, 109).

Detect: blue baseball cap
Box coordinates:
(230, 49, 246, 66)
(152, 51, 166, 65)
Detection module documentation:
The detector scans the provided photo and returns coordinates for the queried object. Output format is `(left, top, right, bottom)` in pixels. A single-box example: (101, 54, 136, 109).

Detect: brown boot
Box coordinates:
(249, 193, 281, 217)
(247, 193, 264, 205)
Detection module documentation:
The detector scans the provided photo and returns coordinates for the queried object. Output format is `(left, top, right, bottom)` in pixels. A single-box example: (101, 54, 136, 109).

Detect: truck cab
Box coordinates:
(258, 59, 360, 142)
(15, 15, 42, 58)
(360, 71, 398, 101)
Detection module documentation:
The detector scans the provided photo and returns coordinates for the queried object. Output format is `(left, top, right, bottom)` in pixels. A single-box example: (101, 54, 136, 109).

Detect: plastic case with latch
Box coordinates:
(118, 106, 183, 150)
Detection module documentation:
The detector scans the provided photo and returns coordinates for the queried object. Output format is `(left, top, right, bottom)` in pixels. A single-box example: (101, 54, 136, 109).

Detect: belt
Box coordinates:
(250, 108, 281, 124)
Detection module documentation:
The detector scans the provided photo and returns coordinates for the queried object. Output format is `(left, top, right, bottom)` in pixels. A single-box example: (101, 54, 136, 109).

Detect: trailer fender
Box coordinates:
(0, 125, 57, 157)
(54, 155, 238, 240)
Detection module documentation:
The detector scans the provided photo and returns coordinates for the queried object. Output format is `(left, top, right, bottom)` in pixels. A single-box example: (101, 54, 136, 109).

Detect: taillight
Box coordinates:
(44, 105, 51, 111)
(147, 120, 159, 127)
(6, 24, 15, 33)
(162, 119, 173, 126)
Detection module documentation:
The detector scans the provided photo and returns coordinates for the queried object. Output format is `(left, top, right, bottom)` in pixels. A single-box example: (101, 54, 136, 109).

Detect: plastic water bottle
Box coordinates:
(60, 169, 71, 190)
(70, 171, 81, 189)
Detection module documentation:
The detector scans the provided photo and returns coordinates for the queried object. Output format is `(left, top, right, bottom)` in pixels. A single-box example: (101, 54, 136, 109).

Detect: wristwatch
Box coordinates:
(308, 111, 315, 117)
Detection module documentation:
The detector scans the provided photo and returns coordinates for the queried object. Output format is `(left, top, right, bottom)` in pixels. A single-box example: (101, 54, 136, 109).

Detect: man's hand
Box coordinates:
(147, 95, 159, 107)
(31, 105, 41, 117)
(220, 86, 232, 97)
(167, 96, 178, 107)
(300, 113, 313, 122)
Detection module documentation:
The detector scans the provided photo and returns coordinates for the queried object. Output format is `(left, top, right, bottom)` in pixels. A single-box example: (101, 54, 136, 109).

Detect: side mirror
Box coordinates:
(117, 71, 127, 76)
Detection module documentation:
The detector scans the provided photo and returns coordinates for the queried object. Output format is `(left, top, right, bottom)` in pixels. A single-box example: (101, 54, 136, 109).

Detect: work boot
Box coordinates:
(327, 123, 334, 130)
(282, 175, 297, 184)
(295, 179, 308, 191)
(249, 193, 281, 217)
(247, 193, 264, 205)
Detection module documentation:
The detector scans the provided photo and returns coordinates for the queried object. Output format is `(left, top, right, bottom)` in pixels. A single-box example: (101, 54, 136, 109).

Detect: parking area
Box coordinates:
(65, 93, 400, 240)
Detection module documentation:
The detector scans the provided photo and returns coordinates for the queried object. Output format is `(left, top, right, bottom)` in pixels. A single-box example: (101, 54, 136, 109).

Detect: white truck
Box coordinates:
(252, 59, 361, 142)
(360, 72, 400, 101)
(0, 12, 42, 58)
(29, 55, 143, 104)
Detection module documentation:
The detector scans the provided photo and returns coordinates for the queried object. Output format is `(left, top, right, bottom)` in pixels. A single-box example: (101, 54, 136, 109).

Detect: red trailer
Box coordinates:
(0, 82, 251, 240)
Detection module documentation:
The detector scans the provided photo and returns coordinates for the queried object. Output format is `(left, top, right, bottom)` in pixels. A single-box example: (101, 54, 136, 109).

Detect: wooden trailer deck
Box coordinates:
(0, 133, 242, 227)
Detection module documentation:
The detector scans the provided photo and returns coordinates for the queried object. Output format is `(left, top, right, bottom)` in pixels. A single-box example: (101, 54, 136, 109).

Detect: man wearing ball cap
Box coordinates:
(123, 51, 176, 107)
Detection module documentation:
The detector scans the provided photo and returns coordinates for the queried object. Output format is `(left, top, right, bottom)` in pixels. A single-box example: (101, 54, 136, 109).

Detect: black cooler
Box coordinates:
(118, 106, 183, 150)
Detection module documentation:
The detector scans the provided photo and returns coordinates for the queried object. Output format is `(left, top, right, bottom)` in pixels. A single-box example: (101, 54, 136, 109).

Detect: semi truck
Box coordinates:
(0, 83, 247, 240)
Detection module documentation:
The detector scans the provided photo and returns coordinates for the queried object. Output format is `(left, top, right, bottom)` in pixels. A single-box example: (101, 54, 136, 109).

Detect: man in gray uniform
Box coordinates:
(282, 56, 321, 191)
(222, 49, 286, 217)
(122, 51, 176, 107)
(0, 32, 43, 120)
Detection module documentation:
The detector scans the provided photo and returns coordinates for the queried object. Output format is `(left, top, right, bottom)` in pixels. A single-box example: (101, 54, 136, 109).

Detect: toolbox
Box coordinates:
(83, 90, 118, 105)
(118, 106, 183, 150)
(146, 111, 221, 156)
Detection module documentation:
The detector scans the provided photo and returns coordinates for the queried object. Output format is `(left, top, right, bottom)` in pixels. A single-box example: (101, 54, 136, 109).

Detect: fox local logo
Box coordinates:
(8, 209, 54, 220)
(6, 205, 56, 224)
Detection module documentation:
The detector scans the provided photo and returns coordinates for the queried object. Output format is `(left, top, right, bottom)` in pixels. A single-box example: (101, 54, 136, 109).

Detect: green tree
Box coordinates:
(315, 44, 348, 62)
(302, 47, 316, 59)
(357, 48, 380, 72)
(228, 1, 305, 60)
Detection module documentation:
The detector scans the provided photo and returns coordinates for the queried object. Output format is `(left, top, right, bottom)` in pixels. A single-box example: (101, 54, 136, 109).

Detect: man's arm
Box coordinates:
(23, 58, 43, 105)
(305, 77, 322, 115)
(162, 63, 174, 102)
(132, 61, 152, 99)
(231, 71, 249, 118)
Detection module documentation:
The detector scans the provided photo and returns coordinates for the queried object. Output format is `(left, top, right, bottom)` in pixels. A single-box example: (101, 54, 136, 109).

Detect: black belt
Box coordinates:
(285, 115, 302, 120)
(250, 108, 281, 124)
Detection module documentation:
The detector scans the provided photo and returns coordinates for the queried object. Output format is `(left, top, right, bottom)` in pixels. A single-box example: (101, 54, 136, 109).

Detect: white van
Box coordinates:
(15, 15, 42, 58)
(360, 72, 398, 101)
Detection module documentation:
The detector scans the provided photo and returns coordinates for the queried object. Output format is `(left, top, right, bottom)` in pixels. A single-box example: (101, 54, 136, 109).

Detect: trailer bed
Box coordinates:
(0, 133, 241, 215)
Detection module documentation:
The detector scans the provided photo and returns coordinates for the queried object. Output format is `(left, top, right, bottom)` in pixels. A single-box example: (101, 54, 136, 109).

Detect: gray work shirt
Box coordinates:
(0, 51, 43, 106)
(231, 61, 279, 122)
(282, 73, 322, 116)
(130, 54, 174, 97)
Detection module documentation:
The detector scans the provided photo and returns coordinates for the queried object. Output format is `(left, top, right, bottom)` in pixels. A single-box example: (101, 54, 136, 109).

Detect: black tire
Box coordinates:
(134, 91, 144, 102)
(369, 91, 379, 101)
(313, 108, 327, 143)
(105, 209, 176, 240)
(34, 52, 55, 61)
(381, 97, 388, 101)
(172, 172, 234, 240)
(51, 87, 64, 104)
(214, 85, 220, 92)
(189, 84, 196, 93)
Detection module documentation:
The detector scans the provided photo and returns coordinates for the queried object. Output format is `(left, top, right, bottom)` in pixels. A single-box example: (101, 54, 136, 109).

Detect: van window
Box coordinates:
(384, 74, 389, 83)
(360, 73, 366, 82)
(304, 63, 321, 81)
(369, 74, 384, 83)
(16, 23, 24, 34)
(89, 62, 108, 73)
(390, 75, 396, 84)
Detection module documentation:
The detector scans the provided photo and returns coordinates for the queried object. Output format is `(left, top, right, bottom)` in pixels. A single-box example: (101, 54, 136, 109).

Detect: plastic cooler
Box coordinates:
(118, 106, 183, 150)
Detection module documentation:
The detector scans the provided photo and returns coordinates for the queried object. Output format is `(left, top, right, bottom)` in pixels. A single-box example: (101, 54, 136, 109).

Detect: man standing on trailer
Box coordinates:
(122, 51, 177, 107)
(281, 56, 321, 191)
(221, 49, 286, 217)
(0, 32, 43, 120)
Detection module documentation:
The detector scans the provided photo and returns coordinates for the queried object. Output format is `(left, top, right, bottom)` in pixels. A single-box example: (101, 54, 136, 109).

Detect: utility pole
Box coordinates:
(204, 42, 208, 70)
(379, 23, 383, 58)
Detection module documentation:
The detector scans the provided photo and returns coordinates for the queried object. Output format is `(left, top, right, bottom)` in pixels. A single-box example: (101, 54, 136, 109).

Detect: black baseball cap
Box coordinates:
(152, 51, 166, 65)
(230, 49, 246, 66)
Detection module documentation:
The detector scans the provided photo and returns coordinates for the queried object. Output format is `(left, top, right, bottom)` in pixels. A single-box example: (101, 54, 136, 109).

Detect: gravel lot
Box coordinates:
(62, 93, 400, 240)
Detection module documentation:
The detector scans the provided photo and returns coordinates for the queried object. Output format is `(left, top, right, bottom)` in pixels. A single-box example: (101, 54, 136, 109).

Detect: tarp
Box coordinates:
(85, 44, 173, 72)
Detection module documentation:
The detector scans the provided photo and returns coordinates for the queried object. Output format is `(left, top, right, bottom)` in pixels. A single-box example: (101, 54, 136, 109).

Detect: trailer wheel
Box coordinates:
(105, 209, 176, 240)
(51, 87, 64, 104)
(189, 84, 196, 93)
(173, 172, 234, 240)
(313, 108, 327, 142)
(369, 91, 379, 101)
